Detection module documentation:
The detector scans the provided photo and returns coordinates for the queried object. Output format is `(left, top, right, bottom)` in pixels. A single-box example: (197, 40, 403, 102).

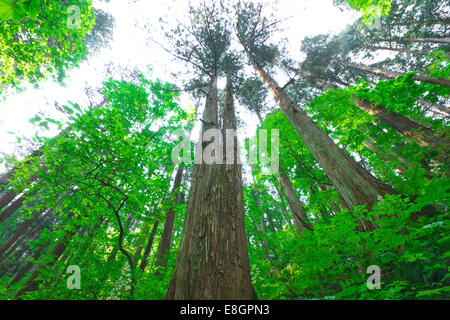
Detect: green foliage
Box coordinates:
(334, 0, 392, 24)
(0, 74, 192, 300)
(0, 0, 96, 94)
(249, 194, 449, 300)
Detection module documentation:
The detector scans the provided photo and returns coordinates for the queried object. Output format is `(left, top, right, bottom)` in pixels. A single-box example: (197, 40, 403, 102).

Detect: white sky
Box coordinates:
(0, 0, 361, 173)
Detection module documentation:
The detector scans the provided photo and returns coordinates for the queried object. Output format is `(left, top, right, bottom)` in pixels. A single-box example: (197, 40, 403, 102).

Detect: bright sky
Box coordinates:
(0, 0, 361, 173)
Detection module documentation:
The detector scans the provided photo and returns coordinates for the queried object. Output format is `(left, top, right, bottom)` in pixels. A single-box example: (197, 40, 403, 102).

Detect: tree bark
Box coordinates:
(155, 165, 184, 270)
(9, 241, 49, 286)
(250, 165, 266, 233)
(0, 191, 38, 225)
(354, 97, 449, 150)
(278, 167, 313, 232)
(0, 209, 44, 257)
(0, 189, 19, 211)
(344, 61, 450, 88)
(401, 37, 450, 45)
(15, 220, 79, 298)
(243, 48, 394, 226)
(165, 75, 255, 300)
(418, 99, 450, 117)
(391, 18, 450, 27)
(370, 46, 429, 56)
(271, 181, 297, 234)
(138, 219, 160, 272)
(363, 139, 408, 175)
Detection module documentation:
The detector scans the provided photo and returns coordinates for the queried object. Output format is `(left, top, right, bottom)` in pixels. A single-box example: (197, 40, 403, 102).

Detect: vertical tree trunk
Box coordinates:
(271, 181, 297, 234)
(363, 139, 408, 176)
(250, 165, 266, 233)
(391, 18, 450, 27)
(266, 211, 276, 233)
(0, 150, 42, 187)
(243, 48, 394, 228)
(138, 220, 160, 272)
(165, 75, 255, 300)
(278, 168, 313, 232)
(155, 165, 184, 270)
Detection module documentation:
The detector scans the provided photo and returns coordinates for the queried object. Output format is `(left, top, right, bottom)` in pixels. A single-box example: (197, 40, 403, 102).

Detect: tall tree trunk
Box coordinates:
(370, 46, 429, 56)
(0, 189, 19, 211)
(0, 218, 44, 268)
(418, 99, 450, 117)
(0, 191, 38, 225)
(0, 209, 45, 257)
(274, 180, 304, 233)
(0, 100, 106, 189)
(250, 121, 276, 234)
(271, 180, 297, 234)
(391, 18, 450, 27)
(354, 97, 449, 151)
(401, 37, 450, 45)
(155, 165, 184, 270)
(243, 48, 394, 228)
(138, 220, 160, 272)
(250, 165, 266, 233)
(278, 167, 313, 232)
(9, 241, 50, 286)
(15, 221, 79, 298)
(0, 150, 41, 187)
(266, 211, 276, 233)
(165, 75, 255, 300)
(363, 139, 408, 175)
(344, 61, 450, 87)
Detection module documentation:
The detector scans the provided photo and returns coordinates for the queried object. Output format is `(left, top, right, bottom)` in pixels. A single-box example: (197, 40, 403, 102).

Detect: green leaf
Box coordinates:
(0, 0, 14, 21)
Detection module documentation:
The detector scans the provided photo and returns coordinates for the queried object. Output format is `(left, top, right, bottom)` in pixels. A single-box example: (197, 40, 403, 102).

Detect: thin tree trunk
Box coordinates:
(0, 209, 44, 257)
(15, 222, 79, 298)
(401, 37, 450, 45)
(418, 99, 450, 117)
(354, 97, 449, 150)
(363, 139, 408, 175)
(155, 165, 184, 270)
(138, 220, 160, 272)
(266, 211, 276, 233)
(278, 167, 313, 232)
(271, 181, 297, 234)
(344, 61, 450, 87)
(250, 165, 266, 233)
(0, 191, 38, 225)
(391, 18, 450, 27)
(0, 150, 41, 187)
(0, 189, 19, 211)
(165, 75, 255, 300)
(370, 46, 429, 56)
(9, 241, 50, 286)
